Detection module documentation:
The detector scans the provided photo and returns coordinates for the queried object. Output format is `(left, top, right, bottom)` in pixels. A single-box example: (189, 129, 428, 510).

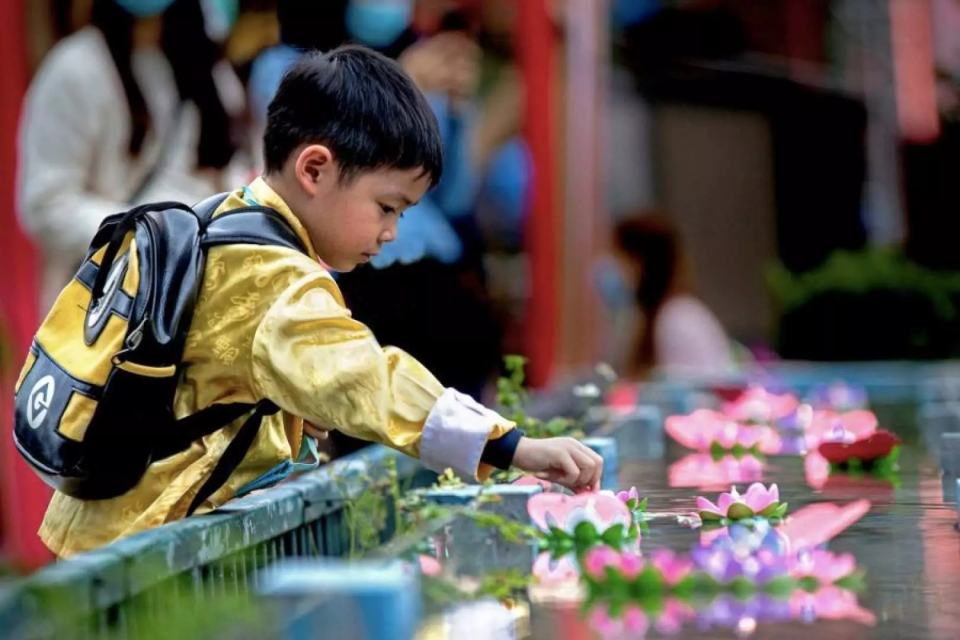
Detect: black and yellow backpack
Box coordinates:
(13, 194, 308, 514)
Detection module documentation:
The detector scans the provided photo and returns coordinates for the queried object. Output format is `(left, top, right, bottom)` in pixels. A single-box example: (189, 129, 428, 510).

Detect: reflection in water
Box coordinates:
(583, 588, 876, 638)
(669, 453, 765, 490)
(414, 387, 960, 639)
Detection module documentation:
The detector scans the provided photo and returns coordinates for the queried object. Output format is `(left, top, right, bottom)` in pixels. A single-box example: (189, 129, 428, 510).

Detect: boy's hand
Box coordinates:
(511, 437, 604, 493)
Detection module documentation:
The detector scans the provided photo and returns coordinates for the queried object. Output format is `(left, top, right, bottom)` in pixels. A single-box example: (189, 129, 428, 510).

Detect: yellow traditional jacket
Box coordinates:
(40, 178, 514, 558)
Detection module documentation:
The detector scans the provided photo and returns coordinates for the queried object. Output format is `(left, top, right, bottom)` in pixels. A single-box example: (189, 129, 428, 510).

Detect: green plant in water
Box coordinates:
(434, 468, 467, 489)
(25, 559, 269, 640)
(495, 355, 585, 442)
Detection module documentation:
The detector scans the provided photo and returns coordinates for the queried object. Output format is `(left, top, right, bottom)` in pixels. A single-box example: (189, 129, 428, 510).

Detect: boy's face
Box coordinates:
(288, 145, 431, 272)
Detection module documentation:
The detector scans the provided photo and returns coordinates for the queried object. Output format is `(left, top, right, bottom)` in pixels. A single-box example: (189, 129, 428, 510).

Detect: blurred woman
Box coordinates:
(607, 212, 735, 379)
(17, 0, 248, 312)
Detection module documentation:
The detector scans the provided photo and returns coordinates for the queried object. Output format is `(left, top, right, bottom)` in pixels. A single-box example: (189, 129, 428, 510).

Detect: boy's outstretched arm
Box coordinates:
(251, 271, 602, 490)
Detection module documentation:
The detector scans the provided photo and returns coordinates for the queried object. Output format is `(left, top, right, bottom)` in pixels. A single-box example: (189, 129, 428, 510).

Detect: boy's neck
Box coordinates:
(262, 174, 299, 212)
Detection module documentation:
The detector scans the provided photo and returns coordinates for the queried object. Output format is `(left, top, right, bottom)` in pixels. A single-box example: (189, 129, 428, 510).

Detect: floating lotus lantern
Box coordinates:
(696, 483, 788, 524)
(527, 491, 636, 557)
(817, 430, 901, 471)
(721, 386, 799, 424)
(668, 453, 765, 491)
(805, 410, 879, 450)
(665, 410, 780, 457)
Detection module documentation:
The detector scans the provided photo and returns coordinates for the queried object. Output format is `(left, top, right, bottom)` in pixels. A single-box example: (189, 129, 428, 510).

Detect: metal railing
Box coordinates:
(6, 445, 437, 640)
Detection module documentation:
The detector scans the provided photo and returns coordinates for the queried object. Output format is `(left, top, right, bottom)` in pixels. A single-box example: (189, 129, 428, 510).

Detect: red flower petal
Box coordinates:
(817, 430, 901, 464)
(711, 386, 748, 403)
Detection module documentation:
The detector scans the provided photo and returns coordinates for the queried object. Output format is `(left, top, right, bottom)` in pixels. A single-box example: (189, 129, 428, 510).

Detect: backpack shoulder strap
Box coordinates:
(153, 198, 308, 515)
(202, 206, 308, 255)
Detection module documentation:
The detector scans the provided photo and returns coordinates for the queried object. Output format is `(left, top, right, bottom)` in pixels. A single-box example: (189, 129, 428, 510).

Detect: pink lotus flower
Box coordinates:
(653, 598, 696, 634)
(804, 451, 832, 490)
(669, 453, 765, 491)
(804, 410, 878, 449)
(616, 486, 640, 505)
(665, 411, 780, 454)
(649, 549, 694, 586)
(582, 547, 644, 580)
(789, 549, 857, 584)
(696, 483, 784, 521)
(777, 500, 871, 553)
(619, 551, 645, 579)
(721, 386, 799, 423)
(588, 606, 622, 637)
(582, 546, 622, 579)
(621, 606, 649, 635)
(527, 492, 631, 534)
(589, 604, 649, 637)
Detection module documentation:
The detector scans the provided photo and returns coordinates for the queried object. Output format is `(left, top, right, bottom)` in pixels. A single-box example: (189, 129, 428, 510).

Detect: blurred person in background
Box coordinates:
(599, 212, 735, 379)
(17, 0, 249, 313)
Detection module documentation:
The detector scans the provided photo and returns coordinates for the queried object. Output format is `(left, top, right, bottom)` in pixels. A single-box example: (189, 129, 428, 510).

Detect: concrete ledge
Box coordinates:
(594, 405, 664, 462)
(421, 484, 542, 576)
(582, 437, 619, 489)
(921, 403, 960, 456)
(259, 559, 421, 640)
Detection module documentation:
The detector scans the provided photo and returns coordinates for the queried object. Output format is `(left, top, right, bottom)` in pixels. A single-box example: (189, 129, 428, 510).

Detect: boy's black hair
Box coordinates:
(263, 45, 444, 188)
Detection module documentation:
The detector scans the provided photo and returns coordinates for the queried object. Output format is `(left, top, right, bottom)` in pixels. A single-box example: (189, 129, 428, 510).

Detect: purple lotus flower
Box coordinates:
(696, 593, 793, 631)
(805, 382, 868, 412)
(696, 483, 785, 521)
(690, 545, 744, 584)
(700, 519, 789, 557)
(690, 545, 789, 586)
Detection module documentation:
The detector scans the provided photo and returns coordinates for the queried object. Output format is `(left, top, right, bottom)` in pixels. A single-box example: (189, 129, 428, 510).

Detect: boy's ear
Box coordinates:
(294, 144, 336, 195)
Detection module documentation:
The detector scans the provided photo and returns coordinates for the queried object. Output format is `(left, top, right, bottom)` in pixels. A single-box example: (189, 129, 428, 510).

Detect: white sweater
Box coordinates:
(17, 27, 250, 312)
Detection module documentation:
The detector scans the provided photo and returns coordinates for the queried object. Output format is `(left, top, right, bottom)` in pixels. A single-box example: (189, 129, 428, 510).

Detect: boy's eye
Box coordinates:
(380, 204, 397, 216)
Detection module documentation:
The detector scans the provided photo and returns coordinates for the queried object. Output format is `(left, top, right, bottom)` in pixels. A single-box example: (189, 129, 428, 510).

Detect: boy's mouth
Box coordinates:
(360, 252, 378, 262)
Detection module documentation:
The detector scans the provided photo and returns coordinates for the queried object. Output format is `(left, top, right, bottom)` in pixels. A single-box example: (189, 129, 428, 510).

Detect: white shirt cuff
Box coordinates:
(420, 388, 501, 480)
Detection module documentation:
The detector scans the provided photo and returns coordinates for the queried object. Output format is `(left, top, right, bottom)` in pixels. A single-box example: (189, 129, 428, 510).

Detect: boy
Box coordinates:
(39, 45, 603, 558)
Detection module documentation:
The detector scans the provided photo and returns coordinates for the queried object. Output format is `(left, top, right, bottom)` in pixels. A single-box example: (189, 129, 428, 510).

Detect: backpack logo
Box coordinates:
(87, 253, 128, 329)
(27, 375, 56, 430)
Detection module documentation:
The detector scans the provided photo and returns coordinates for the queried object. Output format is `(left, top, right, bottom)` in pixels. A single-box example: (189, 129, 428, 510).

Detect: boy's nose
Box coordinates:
(380, 221, 398, 244)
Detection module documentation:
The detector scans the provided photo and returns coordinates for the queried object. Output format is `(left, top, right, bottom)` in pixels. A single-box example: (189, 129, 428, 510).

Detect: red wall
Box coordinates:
(0, 0, 51, 569)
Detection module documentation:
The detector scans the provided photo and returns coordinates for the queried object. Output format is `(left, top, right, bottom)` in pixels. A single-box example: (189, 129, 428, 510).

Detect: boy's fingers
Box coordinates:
(557, 452, 580, 487)
(570, 448, 596, 487)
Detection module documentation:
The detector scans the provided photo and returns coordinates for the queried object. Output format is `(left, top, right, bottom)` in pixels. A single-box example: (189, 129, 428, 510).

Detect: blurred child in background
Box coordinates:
(604, 212, 736, 379)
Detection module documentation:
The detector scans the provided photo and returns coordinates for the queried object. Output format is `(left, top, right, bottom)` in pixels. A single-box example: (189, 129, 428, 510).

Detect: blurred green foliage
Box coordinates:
(767, 249, 960, 360)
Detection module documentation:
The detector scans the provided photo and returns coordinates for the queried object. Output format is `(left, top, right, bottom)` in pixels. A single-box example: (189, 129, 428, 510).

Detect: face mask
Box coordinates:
(345, 0, 413, 48)
(611, 0, 661, 29)
(114, 0, 176, 18)
(200, 0, 239, 42)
